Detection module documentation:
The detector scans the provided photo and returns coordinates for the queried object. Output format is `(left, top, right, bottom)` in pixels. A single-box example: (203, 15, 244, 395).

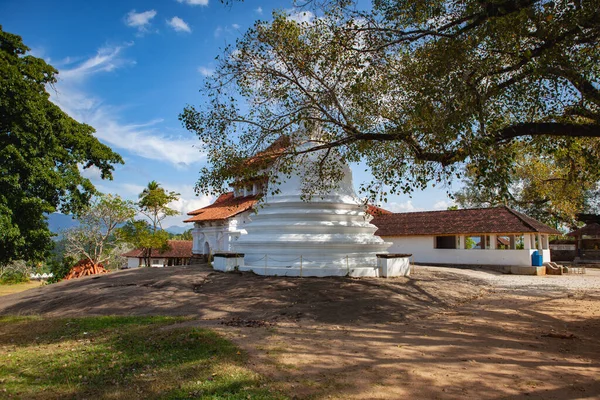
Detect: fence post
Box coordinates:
(300, 255, 303, 278)
(346, 255, 349, 276)
(264, 254, 268, 276)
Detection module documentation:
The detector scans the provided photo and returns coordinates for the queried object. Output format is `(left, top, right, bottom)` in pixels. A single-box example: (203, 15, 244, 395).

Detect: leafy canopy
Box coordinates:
(181, 0, 600, 205)
(0, 27, 123, 266)
(118, 182, 180, 266)
(63, 194, 136, 267)
(455, 140, 600, 228)
(138, 181, 180, 232)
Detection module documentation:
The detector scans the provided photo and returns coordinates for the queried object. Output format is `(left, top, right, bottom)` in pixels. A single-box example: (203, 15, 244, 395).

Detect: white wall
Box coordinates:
(191, 211, 251, 255)
(128, 257, 166, 268)
(385, 236, 549, 266)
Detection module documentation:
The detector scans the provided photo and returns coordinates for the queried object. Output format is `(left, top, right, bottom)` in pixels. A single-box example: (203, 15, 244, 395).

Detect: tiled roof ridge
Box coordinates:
(375, 205, 506, 216)
(500, 205, 540, 232)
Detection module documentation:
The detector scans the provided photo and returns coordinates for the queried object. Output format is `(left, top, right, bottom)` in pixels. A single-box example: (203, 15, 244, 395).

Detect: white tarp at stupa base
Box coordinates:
(232, 142, 391, 277)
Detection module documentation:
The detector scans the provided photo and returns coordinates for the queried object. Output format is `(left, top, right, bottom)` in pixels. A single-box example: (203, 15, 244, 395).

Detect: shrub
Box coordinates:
(46, 256, 75, 284)
(0, 269, 30, 284)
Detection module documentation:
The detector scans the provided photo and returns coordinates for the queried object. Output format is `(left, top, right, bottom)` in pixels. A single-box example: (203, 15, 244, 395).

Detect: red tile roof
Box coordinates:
(243, 136, 291, 169)
(568, 223, 600, 237)
(372, 206, 560, 236)
(184, 192, 259, 223)
(366, 204, 392, 217)
(122, 240, 193, 258)
(185, 190, 391, 224)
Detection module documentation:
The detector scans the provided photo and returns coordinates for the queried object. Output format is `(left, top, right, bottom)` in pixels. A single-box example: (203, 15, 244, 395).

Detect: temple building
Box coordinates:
(371, 207, 560, 272)
(184, 138, 560, 276)
(185, 141, 393, 277)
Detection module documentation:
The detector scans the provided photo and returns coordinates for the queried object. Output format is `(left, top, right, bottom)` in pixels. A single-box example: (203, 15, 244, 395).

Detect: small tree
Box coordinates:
(138, 181, 180, 232)
(64, 194, 136, 269)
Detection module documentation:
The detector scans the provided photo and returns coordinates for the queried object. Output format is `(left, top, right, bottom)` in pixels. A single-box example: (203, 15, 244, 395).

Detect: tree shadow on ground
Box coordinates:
(0, 316, 282, 399)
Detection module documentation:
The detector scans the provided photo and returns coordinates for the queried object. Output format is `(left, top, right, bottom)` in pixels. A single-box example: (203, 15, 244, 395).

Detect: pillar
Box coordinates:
(524, 234, 531, 250)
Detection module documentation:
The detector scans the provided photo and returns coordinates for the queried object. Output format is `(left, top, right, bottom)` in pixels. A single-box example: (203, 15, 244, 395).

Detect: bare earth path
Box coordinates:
(1, 265, 599, 399)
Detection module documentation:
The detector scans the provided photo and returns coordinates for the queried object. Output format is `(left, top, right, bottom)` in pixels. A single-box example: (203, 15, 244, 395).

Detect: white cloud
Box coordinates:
(163, 184, 214, 228)
(60, 44, 133, 81)
(52, 44, 205, 167)
(232, 23, 240, 30)
(198, 66, 214, 76)
(167, 16, 191, 33)
(177, 0, 209, 5)
(214, 26, 223, 38)
(433, 200, 454, 210)
(287, 10, 315, 24)
(78, 165, 103, 182)
(255, 6, 263, 15)
(125, 10, 157, 33)
(385, 201, 425, 213)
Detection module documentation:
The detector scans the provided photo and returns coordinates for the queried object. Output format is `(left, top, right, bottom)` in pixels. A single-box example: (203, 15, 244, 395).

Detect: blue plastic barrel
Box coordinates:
(531, 250, 543, 266)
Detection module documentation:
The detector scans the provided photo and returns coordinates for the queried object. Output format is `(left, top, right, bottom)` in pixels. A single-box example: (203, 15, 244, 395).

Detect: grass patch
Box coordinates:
(0, 316, 286, 399)
(0, 281, 43, 297)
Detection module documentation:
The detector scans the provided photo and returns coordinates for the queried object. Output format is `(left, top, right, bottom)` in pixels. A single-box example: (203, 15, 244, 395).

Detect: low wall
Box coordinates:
(550, 250, 576, 262)
(386, 236, 551, 266)
(213, 253, 245, 272)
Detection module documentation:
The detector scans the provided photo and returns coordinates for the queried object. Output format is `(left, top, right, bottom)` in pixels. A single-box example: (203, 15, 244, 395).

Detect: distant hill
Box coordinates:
(48, 213, 189, 236)
(47, 213, 79, 233)
(165, 225, 189, 235)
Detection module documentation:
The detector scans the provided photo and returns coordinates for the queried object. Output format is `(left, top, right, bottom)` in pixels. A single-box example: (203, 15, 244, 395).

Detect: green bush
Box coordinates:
(0, 269, 30, 284)
(46, 256, 75, 284)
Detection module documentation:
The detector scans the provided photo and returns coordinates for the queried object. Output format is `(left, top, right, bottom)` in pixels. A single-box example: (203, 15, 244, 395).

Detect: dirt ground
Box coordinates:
(1, 265, 599, 399)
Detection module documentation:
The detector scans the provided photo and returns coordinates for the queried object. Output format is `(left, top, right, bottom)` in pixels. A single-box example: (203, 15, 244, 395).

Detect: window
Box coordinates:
(496, 235, 524, 250)
(152, 259, 160, 264)
(435, 236, 456, 249)
(465, 236, 483, 249)
(497, 236, 512, 249)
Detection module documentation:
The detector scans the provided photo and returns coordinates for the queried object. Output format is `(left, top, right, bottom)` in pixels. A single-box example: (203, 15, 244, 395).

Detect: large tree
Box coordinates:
(0, 27, 122, 266)
(63, 194, 136, 268)
(181, 0, 600, 203)
(454, 143, 600, 228)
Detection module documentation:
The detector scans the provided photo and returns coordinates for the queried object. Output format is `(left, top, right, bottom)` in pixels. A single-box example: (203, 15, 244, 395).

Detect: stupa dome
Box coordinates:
(233, 141, 390, 277)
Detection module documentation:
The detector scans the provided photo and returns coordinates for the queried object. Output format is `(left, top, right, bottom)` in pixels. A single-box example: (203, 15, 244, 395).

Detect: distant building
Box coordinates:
(568, 222, 600, 263)
(371, 206, 560, 268)
(122, 240, 192, 268)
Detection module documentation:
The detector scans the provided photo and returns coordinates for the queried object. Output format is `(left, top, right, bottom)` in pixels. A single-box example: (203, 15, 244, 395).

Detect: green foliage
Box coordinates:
(0, 260, 33, 284)
(169, 229, 193, 240)
(46, 255, 75, 283)
(0, 269, 29, 284)
(0, 27, 123, 267)
(118, 220, 170, 267)
(454, 141, 600, 228)
(182, 0, 600, 204)
(138, 181, 180, 232)
(0, 316, 285, 399)
(63, 194, 136, 268)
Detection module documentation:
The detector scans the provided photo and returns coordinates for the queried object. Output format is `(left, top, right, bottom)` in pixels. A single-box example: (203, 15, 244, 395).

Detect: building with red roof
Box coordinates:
(122, 240, 193, 268)
(371, 206, 560, 269)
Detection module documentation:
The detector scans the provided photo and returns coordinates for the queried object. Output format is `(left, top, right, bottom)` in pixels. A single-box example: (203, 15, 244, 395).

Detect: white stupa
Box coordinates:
(233, 142, 391, 277)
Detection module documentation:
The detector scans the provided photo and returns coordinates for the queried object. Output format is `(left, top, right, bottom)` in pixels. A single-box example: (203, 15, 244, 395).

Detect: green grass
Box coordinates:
(0, 281, 43, 297)
(0, 316, 286, 399)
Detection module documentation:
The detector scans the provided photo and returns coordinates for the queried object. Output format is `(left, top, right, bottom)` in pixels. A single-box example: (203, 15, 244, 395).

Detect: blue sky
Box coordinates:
(2, 0, 456, 228)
